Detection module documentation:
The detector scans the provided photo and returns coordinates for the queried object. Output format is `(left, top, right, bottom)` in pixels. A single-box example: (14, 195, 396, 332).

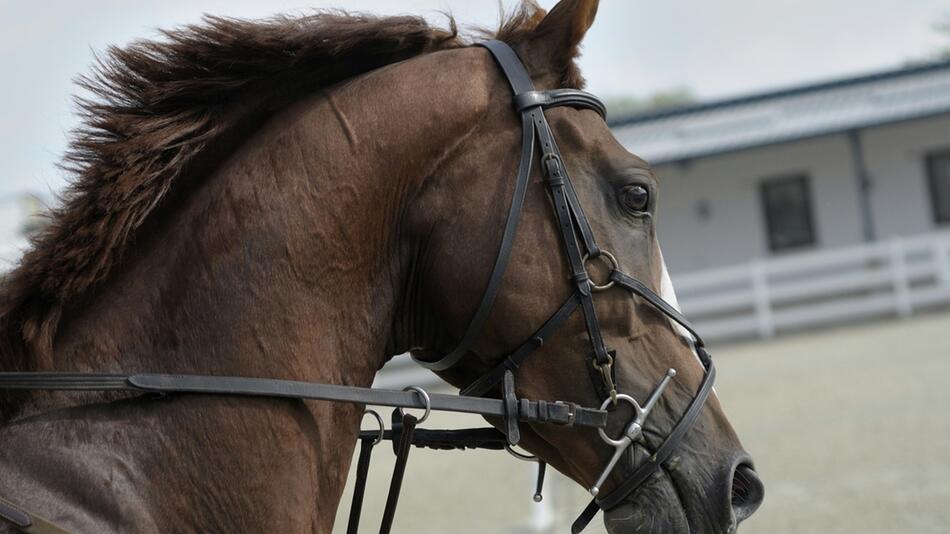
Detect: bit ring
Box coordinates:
(597, 394, 646, 447)
(504, 444, 539, 462)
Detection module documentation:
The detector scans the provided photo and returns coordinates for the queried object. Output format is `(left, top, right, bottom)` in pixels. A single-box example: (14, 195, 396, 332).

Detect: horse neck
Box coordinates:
(5, 48, 494, 423)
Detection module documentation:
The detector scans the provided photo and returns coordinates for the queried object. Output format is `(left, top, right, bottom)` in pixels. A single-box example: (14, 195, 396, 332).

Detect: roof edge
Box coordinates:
(608, 58, 950, 127)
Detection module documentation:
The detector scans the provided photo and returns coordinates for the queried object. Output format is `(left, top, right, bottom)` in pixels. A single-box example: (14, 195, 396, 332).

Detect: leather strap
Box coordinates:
(413, 111, 536, 372)
(502, 370, 520, 445)
(346, 437, 376, 534)
(359, 427, 508, 451)
(379, 412, 417, 534)
(0, 496, 71, 534)
(514, 89, 607, 119)
(461, 291, 580, 397)
(415, 40, 607, 373)
(0, 373, 607, 429)
(608, 270, 705, 345)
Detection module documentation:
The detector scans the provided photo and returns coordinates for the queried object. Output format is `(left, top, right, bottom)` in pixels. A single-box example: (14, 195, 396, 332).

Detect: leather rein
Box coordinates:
(0, 41, 715, 534)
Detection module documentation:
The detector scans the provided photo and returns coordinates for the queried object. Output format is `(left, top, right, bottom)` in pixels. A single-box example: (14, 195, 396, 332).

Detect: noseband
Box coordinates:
(0, 41, 715, 534)
(412, 41, 717, 532)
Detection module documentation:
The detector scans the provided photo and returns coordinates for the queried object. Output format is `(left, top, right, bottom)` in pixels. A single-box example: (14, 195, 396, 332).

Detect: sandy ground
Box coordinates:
(332, 310, 950, 533)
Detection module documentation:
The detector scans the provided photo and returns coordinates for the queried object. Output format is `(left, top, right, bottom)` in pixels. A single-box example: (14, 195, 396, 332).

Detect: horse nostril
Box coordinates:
(731, 462, 764, 523)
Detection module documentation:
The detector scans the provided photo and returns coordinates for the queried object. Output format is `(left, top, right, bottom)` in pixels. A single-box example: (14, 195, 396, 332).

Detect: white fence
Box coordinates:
(378, 231, 950, 387)
(674, 231, 950, 342)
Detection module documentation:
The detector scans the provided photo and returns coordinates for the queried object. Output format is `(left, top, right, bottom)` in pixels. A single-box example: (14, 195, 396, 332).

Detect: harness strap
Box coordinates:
(0, 373, 608, 430)
(461, 291, 580, 397)
(359, 427, 508, 451)
(609, 270, 706, 346)
(533, 113, 614, 396)
(415, 40, 608, 374)
(345, 437, 377, 534)
(0, 497, 71, 534)
(514, 89, 607, 119)
(412, 42, 539, 373)
(378, 412, 418, 534)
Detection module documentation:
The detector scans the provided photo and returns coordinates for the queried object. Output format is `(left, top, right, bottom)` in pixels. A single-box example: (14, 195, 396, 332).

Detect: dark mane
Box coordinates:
(0, 2, 582, 370)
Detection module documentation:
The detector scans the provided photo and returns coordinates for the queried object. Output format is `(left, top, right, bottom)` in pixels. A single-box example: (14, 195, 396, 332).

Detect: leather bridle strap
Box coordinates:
(413, 40, 611, 379)
(460, 291, 580, 397)
(345, 436, 377, 534)
(412, 43, 538, 373)
(0, 373, 608, 429)
(608, 270, 706, 344)
(378, 411, 418, 534)
(0, 496, 71, 534)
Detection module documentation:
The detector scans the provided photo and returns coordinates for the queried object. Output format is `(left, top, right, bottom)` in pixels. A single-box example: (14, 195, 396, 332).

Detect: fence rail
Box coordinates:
(674, 231, 950, 342)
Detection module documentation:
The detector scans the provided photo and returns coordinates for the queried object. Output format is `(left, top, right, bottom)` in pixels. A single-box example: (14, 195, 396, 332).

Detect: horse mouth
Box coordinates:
(601, 444, 691, 534)
(601, 445, 763, 533)
(602, 470, 690, 534)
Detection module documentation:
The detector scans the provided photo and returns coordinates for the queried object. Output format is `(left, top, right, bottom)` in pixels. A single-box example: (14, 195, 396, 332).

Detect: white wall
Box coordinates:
(862, 114, 950, 238)
(643, 113, 950, 274)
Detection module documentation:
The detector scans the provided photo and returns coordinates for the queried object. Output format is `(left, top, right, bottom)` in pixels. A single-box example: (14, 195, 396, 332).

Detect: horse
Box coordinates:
(0, 1, 763, 532)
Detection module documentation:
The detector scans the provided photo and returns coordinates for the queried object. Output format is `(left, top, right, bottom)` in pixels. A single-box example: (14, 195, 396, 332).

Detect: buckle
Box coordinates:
(554, 400, 576, 426)
(542, 153, 562, 178)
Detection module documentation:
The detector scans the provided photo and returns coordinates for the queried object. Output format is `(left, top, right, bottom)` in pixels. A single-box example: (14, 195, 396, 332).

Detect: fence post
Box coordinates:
(937, 238, 950, 289)
(890, 239, 912, 318)
(751, 260, 775, 338)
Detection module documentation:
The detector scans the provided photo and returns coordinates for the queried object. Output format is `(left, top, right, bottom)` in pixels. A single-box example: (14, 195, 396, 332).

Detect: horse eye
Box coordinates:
(620, 185, 650, 212)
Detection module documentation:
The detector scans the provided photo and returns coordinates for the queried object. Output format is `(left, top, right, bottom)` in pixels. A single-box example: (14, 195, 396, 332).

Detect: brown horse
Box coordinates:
(0, 1, 763, 532)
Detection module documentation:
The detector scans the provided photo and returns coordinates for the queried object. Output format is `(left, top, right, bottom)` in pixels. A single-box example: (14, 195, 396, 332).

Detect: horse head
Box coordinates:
(405, 2, 764, 531)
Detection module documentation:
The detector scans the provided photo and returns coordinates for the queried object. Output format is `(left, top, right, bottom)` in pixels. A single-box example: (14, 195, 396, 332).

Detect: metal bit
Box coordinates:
(589, 369, 676, 496)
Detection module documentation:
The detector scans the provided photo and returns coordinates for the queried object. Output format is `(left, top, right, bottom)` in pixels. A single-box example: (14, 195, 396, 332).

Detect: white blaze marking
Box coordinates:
(657, 246, 706, 372)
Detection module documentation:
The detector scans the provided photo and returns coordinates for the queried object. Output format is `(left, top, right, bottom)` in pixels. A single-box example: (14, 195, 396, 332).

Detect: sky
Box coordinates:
(1, 0, 947, 199)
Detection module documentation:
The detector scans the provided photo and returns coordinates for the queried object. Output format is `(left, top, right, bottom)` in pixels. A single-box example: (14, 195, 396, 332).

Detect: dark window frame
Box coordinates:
(926, 148, 950, 225)
(759, 173, 817, 253)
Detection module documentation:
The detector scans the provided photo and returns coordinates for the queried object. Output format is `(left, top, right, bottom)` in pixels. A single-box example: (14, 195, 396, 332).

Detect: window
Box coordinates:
(760, 174, 816, 252)
(927, 150, 950, 224)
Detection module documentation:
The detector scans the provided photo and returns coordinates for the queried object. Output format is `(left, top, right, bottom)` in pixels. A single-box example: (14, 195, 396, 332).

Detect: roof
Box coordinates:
(609, 59, 950, 165)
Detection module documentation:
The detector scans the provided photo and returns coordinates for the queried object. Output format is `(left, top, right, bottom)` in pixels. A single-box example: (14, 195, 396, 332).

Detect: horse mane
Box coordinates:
(0, 2, 582, 370)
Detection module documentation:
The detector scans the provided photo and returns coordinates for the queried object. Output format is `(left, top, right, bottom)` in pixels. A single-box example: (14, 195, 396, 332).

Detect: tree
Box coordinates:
(603, 87, 696, 119)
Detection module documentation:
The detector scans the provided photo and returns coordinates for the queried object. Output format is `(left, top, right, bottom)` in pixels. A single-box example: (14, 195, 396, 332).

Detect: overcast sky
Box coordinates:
(1, 0, 947, 199)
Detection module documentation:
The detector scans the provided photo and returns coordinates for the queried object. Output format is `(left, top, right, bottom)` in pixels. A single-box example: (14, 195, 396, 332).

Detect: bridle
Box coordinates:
(414, 40, 717, 532)
(0, 41, 715, 534)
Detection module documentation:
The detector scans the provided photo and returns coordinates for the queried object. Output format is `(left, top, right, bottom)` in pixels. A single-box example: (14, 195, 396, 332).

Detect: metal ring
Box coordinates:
(591, 353, 614, 372)
(504, 444, 539, 463)
(597, 394, 645, 447)
(583, 250, 619, 292)
(398, 386, 431, 425)
(360, 410, 385, 446)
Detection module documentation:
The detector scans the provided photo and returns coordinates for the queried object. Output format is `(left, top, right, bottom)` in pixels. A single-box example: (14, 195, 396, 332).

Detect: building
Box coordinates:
(611, 59, 950, 340)
(612, 59, 950, 273)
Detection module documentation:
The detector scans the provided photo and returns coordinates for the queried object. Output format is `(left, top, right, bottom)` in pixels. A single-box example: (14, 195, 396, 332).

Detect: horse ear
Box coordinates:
(525, 0, 599, 87)
(532, 0, 600, 61)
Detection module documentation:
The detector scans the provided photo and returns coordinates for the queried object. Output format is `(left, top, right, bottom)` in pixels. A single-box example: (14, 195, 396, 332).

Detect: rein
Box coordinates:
(0, 40, 715, 534)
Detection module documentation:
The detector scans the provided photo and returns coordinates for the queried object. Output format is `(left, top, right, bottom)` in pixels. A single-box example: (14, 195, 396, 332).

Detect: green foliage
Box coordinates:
(603, 87, 696, 118)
